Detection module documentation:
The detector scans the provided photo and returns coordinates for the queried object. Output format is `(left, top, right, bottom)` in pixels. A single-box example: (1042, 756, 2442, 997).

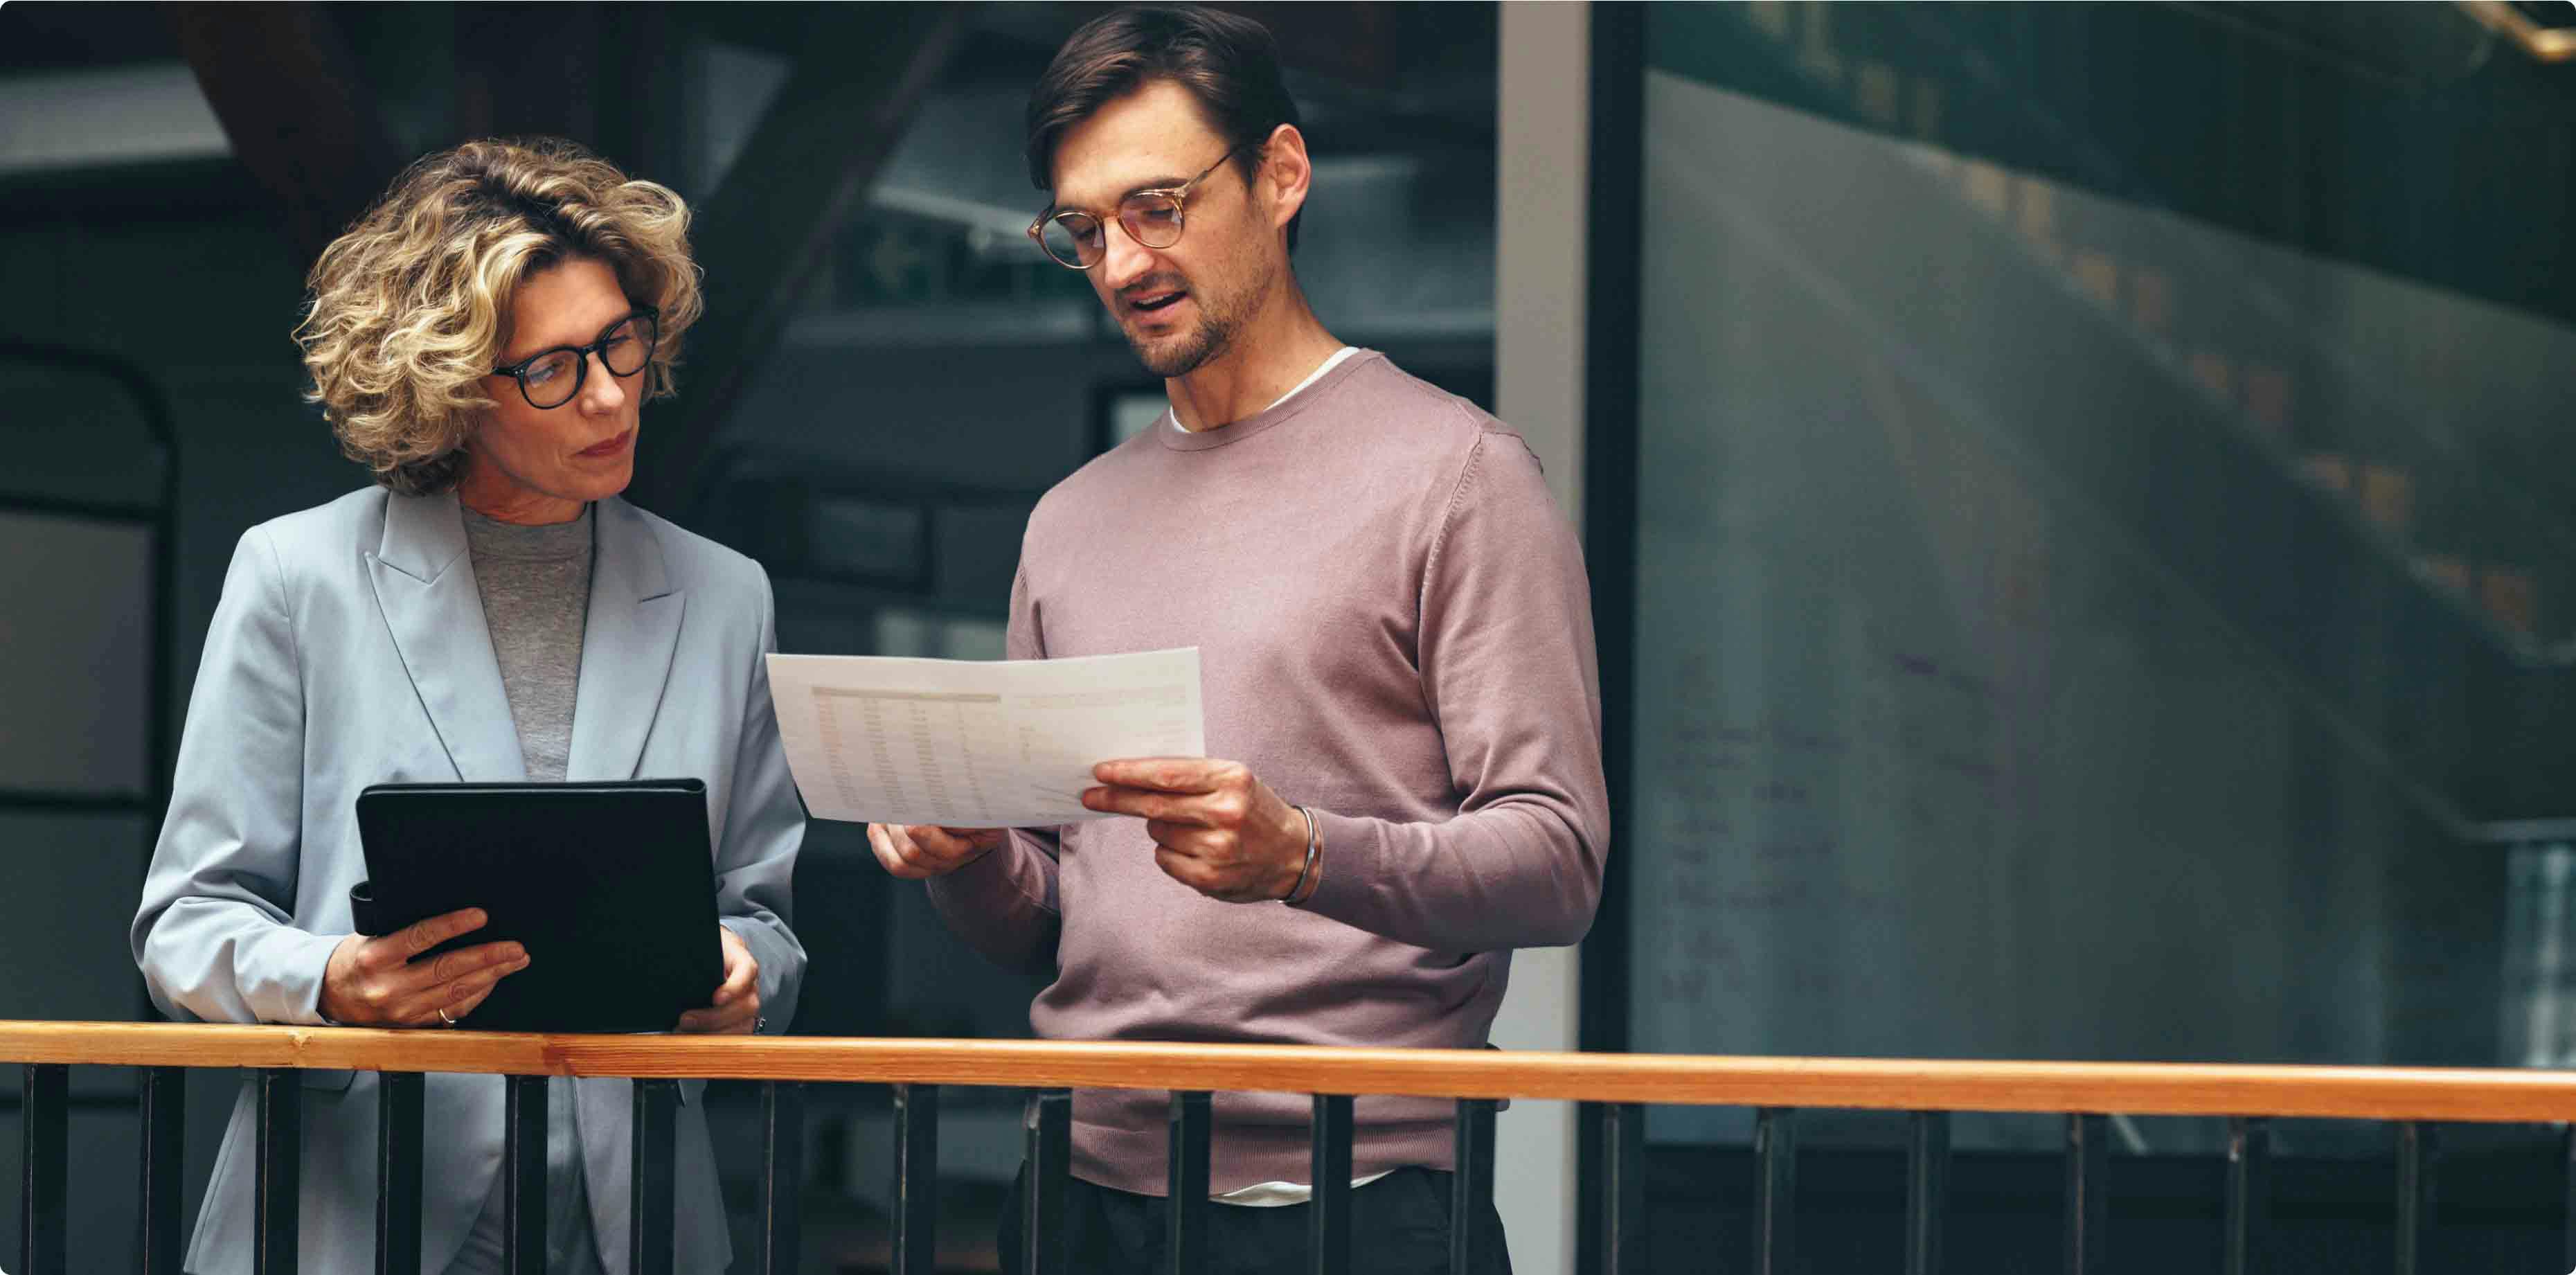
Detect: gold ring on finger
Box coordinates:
(437, 1005, 457, 1028)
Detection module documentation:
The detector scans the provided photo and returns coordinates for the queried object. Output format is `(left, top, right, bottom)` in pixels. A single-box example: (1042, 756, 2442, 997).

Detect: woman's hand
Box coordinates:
(677, 926, 762, 1034)
(319, 907, 528, 1028)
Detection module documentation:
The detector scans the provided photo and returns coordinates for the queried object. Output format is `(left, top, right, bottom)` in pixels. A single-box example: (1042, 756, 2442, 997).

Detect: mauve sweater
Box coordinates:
(926, 350, 1610, 1195)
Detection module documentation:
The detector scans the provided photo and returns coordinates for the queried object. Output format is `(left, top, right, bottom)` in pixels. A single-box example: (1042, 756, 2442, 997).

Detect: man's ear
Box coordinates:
(1256, 123, 1312, 238)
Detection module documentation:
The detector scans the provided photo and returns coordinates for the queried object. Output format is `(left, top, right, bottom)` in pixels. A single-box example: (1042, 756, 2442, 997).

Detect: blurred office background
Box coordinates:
(6, 2, 2576, 1271)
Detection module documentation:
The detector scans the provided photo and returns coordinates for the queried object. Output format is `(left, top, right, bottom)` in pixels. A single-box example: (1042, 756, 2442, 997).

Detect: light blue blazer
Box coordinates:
(132, 487, 807, 1275)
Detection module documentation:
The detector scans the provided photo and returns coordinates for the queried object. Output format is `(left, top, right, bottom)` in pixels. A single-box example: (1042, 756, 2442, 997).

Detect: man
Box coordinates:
(866, 7, 1607, 1272)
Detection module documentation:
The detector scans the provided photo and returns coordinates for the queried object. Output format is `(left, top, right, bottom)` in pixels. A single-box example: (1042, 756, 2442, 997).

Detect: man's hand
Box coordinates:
(319, 907, 528, 1028)
(867, 823, 1007, 879)
(677, 926, 762, 1034)
(1085, 758, 1309, 903)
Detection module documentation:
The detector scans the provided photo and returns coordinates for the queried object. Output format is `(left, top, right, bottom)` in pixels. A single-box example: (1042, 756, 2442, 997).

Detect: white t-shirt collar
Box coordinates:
(1170, 346, 1361, 433)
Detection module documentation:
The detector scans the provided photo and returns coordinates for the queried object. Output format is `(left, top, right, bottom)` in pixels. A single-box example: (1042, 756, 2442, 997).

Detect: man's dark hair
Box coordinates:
(1026, 5, 1306, 250)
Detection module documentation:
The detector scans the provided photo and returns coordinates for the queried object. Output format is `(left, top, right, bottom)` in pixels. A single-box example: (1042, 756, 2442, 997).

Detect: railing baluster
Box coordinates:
(503, 1075, 546, 1275)
(893, 1082, 938, 1275)
(2562, 1123, 2576, 1272)
(1166, 1091, 1210, 1275)
(1023, 1088, 1071, 1275)
(375, 1072, 423, 1275)
(1310, 1094, 1354, 1275)
(1906, 1111, 1948, 1275)
(760, 1081, 803, 1275)
(2224, 1116, 2268, 1275)
(140, 1066, 185, 1275)
(1753, 1107, 1797, 1275)
(21, 1062, 66, 1275)
(2064, 1114, 2108, 1275)
(19, 1028, 2576, 1275)
(1583, 1103, 1645, 1275)
(1451, 1098, 1499, 1273)
(630, 1078, 677, 1275)
(255, 1067, 301, 1275)
(2396, 1122, 2435, 1275)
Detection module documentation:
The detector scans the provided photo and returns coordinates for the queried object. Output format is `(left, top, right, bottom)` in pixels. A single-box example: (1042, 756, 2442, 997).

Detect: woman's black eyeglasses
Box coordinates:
(491, 307, 659, 410)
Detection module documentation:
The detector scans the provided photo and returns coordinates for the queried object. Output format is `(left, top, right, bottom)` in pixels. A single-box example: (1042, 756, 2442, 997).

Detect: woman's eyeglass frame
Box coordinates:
(1026, 145, 1255, 271)
(490, 307, 660, 410)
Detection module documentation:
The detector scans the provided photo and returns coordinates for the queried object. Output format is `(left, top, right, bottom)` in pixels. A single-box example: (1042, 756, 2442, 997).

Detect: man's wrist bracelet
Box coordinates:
(1285, 805, 1322, 905)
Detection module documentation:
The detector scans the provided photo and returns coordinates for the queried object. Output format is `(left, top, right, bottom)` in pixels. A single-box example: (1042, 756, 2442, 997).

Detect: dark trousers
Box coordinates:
(999, 1165, 1515, 1275)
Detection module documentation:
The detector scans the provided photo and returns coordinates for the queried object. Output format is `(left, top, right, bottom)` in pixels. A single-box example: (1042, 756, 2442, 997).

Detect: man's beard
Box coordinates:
(1128, 306, 1236, 378)
(1122, 256, 1272, 380)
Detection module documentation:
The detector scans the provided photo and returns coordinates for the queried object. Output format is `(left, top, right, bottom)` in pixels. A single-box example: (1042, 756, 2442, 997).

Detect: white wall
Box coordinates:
(1496, 3, 1591, 526)
(1488, 5, 1592, 1274)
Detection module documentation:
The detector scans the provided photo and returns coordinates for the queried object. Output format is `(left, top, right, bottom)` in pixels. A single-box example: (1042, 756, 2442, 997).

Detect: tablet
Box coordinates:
(354, 779, 722, 1033)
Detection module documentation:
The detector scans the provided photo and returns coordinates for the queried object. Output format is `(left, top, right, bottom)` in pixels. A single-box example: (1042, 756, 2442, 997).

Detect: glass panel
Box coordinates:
(1624, 3, 2548, 1150)
(0, 357, 166, 509)
(0, 510, 152, 796)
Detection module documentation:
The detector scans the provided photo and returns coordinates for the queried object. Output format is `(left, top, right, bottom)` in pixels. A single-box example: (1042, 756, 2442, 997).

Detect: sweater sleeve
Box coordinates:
(1296, 431, 1611, 952)
(923, 564, 1064, 974)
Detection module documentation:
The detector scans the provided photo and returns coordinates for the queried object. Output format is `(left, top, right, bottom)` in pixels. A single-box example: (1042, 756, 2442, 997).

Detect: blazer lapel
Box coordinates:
(564, 497, 685, 783)
(366, 491, 528, 783)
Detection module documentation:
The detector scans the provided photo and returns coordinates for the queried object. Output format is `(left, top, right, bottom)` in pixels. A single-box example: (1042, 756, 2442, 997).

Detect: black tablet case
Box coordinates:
(353, 780, 722, 1033)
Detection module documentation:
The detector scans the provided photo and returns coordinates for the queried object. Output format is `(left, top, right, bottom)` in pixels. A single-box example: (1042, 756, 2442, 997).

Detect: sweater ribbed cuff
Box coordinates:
(1289, 808, 1384, 930)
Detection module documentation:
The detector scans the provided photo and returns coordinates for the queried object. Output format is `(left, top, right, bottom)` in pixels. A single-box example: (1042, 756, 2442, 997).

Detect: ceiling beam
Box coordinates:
(167, 3, 404, 265)
(631, 3, 971, 517)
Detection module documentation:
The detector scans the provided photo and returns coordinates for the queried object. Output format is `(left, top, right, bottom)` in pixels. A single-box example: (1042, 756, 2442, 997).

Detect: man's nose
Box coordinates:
(1098, 221, 1155, 292)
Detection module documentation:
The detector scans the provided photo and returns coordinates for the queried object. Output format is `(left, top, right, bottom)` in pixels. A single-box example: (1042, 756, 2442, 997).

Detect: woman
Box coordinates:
(130, 137, 805, 1275)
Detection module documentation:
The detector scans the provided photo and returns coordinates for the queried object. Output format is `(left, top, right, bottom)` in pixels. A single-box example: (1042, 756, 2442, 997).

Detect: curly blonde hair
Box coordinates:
(296, 137, 704, 494)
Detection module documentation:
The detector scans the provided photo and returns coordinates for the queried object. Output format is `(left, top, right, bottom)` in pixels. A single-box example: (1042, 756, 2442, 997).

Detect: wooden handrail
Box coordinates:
(6, 1022, 2573, 1123)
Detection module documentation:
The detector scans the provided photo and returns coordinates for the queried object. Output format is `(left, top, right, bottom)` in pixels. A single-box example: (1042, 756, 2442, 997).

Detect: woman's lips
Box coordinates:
(578, 429, 632, 458)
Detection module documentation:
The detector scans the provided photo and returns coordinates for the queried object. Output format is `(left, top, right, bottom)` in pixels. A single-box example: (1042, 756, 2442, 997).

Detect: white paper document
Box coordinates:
(765, 647, 1205, 828)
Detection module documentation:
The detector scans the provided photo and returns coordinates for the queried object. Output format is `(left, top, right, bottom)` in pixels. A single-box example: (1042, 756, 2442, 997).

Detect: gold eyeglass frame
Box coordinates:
(1026, 144, 1255, 270)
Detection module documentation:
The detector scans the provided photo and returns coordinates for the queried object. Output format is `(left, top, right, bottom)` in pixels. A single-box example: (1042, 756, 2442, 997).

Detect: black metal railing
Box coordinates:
(9, 1024, 2576, 1275)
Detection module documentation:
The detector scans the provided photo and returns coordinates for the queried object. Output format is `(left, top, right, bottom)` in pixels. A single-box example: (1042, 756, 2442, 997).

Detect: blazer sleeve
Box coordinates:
(715, 570, 809, 1032)
(131, 528, 344, 1025)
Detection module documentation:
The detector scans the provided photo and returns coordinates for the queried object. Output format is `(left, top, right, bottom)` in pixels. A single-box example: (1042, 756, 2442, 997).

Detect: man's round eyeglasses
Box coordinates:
(1027, 145, 1253, 270)
(490, 307, 659, 410)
